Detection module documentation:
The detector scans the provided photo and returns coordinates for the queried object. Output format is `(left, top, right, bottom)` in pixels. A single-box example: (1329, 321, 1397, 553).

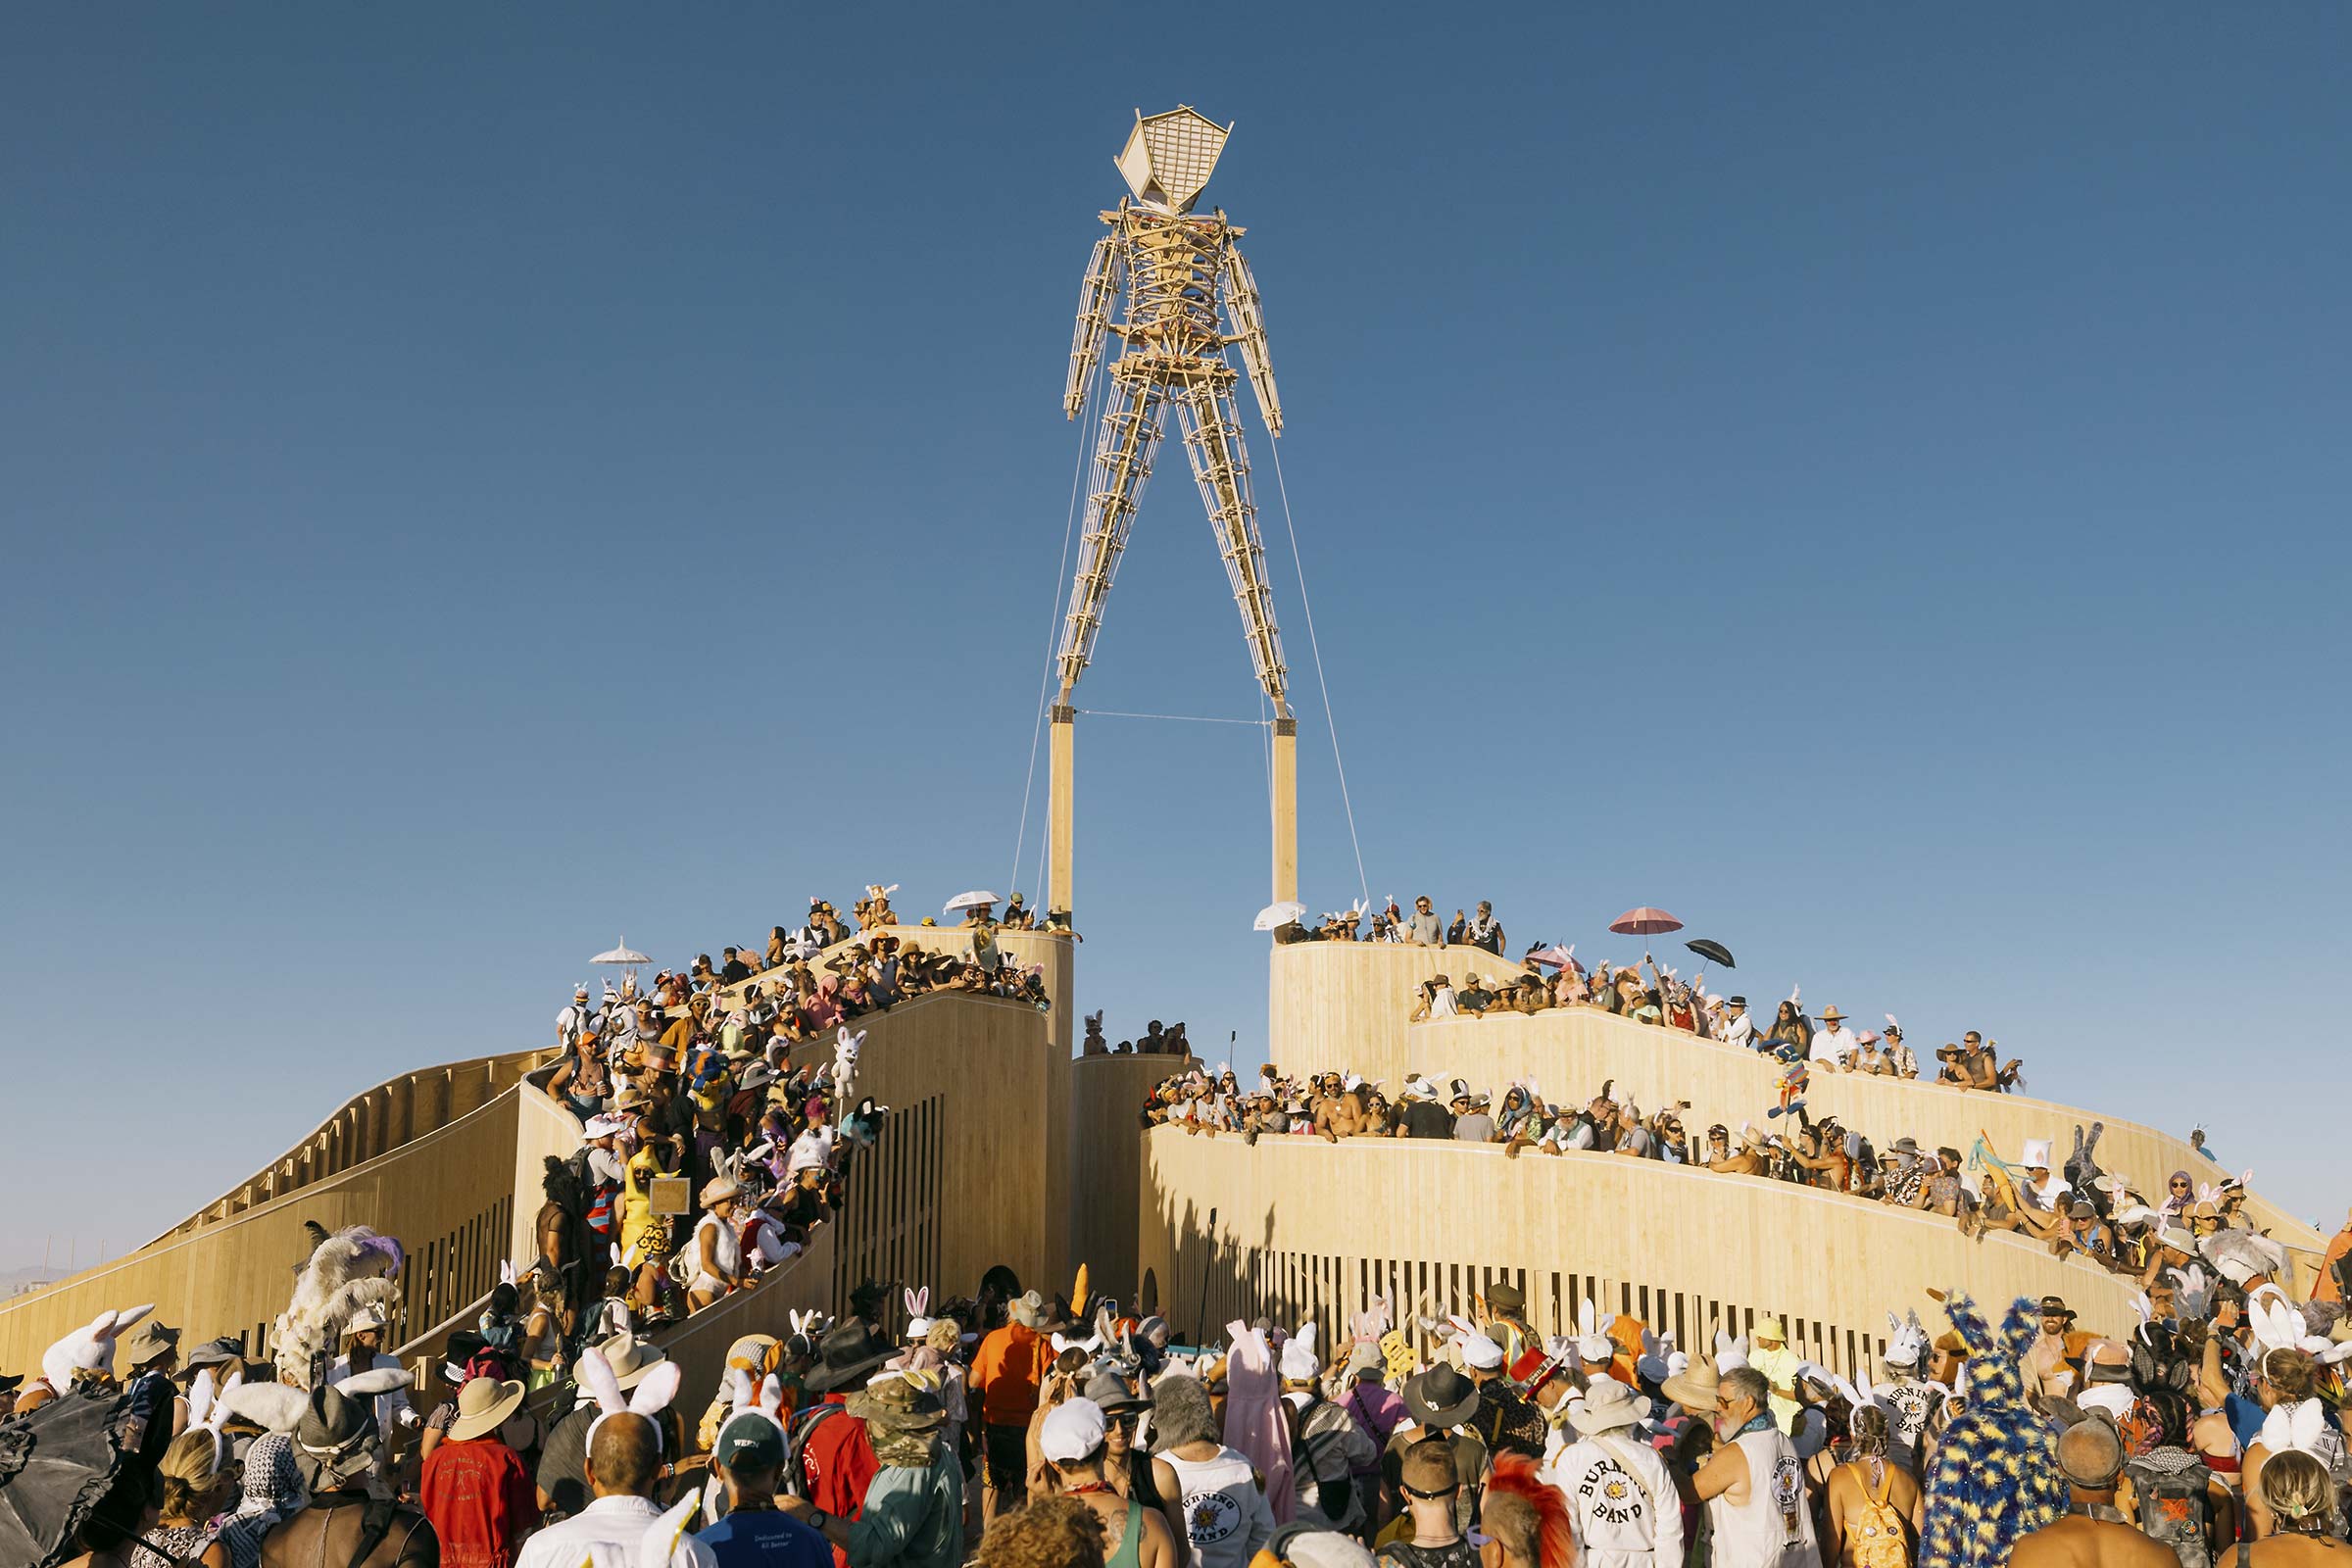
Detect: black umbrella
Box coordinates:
(1685, 939, 1736, 969)
(0, 1389, 144, 1568)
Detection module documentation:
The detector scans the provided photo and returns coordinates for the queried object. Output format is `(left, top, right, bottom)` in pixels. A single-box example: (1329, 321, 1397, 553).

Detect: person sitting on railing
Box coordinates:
(1934, 1032, 2023, 1094)
(548, 1037, 611, 1123)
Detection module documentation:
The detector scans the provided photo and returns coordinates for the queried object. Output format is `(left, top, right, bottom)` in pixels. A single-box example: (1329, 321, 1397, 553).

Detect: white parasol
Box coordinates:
(1252, 901, 1307, 932)
(943, 890, 1001, 913)
(591, 938, 650, 988)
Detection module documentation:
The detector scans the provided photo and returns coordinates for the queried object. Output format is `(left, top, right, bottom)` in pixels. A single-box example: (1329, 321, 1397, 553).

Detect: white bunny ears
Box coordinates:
(727, 1370, 789, 1434)
(1575, 1298, 1613, 1363)
(579, 1345, 685, 1454)
(186, 1367, 244, 1466)
(1714, 1331, 1749, 1372)
(221, 1363, 413, 1437)
(639, 1494, 710, 1568)
(904, 1286, 933, 1338)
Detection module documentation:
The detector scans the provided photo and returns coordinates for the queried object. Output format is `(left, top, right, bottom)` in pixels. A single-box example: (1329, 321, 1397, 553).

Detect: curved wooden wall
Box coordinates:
(0, 1062, 568, 1373)
(1138, 1126, 2150, 1375)
(1268, 941, 1530, 1080)
(1268, 946, 2319, 1278)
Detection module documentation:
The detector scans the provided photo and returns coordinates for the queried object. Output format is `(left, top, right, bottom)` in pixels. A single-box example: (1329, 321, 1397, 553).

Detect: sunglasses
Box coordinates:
(1400, 1482, 1461, 1500)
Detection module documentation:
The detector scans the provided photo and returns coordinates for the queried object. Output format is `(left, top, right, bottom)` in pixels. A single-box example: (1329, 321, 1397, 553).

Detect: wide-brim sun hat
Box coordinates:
(1569, 1377, 1652, 1435)
(1661, 1360, 1721, 1413)
(1402, 1364, 1480, 1429)
(447, 1375, 528, 1441)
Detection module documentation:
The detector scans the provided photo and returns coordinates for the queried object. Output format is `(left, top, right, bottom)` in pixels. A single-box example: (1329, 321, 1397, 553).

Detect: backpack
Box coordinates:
(785, 1400, 847, 1500)
(1848, 1461, 1909, 1568)
(2126, 1457, 2214, 1568)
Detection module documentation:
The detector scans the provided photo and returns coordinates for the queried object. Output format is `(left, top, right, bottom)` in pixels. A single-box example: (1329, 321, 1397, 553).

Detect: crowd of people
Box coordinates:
(1292, 896, 2025, 1095)
(1140, 1064, 2290, 1286)
(20, 1231, 2352, 1568)
(13, 886, 2342, 1568)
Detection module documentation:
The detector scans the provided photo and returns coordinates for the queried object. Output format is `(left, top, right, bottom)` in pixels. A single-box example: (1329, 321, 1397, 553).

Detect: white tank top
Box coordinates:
(1158, 1447, 1269, 1568)
(1707, 1428, 1820, 1568)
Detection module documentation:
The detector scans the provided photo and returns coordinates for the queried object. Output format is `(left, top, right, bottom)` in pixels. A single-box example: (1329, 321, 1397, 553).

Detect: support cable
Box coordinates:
(1074, 708, 1268, 726)
(1009, 365, 1103, 901)
(1264, 435, 1369, 906)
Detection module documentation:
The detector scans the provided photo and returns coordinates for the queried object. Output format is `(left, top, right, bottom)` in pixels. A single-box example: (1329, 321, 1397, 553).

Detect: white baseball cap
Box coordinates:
(1040, 1396, 1107, 1464)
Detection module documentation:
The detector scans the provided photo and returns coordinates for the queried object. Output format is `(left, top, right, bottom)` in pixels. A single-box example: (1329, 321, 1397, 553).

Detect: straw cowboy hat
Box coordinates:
(342, 1308, 388, 1339)
(590, 1332, 668, 1391)
(447, 1374, 528, 1441)
(1570, 1377, 1653, 1436)
(1008, 1291, 1050, 1330)
(700, 1175, 744, 1207)
(1820, 1006, 1845, 1023)
(1661, 1359, 1722, 1413)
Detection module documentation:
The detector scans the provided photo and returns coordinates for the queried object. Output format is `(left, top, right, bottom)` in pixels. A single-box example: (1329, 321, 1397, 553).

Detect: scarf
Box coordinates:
(215, 1434, 309, 1568)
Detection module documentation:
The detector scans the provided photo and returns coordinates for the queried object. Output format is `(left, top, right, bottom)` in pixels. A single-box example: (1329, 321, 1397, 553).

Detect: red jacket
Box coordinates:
(799, 1395, 879, 1568)
(420, 1436, 540, 1568)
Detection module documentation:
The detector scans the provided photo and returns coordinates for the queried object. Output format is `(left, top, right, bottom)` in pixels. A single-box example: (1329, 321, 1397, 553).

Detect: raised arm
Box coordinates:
(1065, 235, 1119, 419)
(1221, 234, 1282, 435)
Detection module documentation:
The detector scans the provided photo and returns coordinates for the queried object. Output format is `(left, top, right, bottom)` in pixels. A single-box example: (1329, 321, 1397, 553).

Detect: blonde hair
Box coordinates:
(2257, 1448, 2334, 1530)
(158, 1430, 222, 1520)
(2262, 1348, 2318, 1404)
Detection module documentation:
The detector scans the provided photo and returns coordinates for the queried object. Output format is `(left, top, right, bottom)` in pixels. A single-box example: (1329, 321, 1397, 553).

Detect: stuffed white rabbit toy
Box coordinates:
(578, 1343, 685, 1454)
(903, 1286, 934, 1341)
(833, 1027, 865, 1102)
(41, 1302, 154, 1395)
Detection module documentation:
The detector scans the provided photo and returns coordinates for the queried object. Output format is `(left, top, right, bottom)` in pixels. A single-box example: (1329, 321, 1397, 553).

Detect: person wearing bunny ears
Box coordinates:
(695, 1406, 831, 1568)
(515, 1342, 685, 1568)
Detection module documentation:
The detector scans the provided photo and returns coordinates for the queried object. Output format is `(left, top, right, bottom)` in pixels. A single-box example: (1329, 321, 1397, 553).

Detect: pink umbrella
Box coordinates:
(1608, 906, 1684, 937)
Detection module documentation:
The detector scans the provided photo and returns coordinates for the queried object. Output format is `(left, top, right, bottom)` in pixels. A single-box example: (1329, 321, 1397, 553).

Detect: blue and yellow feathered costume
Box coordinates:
(1918, 1294, 2066, 1568)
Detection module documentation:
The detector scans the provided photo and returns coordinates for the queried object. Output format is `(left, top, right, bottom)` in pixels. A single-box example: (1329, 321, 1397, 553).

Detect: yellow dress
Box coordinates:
(619, 1148, 663, 1268)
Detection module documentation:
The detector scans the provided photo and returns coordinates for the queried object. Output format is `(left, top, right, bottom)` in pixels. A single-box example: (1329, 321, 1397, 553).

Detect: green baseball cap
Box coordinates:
(715, 1411, 786, 1471)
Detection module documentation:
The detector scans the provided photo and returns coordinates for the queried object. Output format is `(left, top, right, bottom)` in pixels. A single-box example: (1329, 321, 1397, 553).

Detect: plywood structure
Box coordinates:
(1140, 1126, 2152, 1371)
(1267, 941, 1530, 1080)
(1268, 946, 2322, 1282)
(0, 1066, 549, 1372)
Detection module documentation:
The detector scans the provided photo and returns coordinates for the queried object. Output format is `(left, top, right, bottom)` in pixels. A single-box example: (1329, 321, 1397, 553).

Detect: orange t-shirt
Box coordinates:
(971, 1322, 1049, 1427)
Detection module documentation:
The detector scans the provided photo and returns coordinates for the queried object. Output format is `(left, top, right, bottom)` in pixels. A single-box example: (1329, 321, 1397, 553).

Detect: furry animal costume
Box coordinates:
(272, 1226, 405, 1388)
(1918, 1295, 2065, 1568)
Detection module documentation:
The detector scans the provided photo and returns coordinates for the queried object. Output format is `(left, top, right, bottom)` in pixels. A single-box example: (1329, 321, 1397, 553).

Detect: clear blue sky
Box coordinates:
(6, 7, 2347, 1270)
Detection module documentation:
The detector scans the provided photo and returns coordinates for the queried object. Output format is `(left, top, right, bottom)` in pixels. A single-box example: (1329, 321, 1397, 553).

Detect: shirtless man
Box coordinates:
(1784, 1122, 1854, 1193)
(1704, 1124, 1769, 1177)
(2010, 1418, 2177, 1568)
(1315, 1083, 1371, 1143)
